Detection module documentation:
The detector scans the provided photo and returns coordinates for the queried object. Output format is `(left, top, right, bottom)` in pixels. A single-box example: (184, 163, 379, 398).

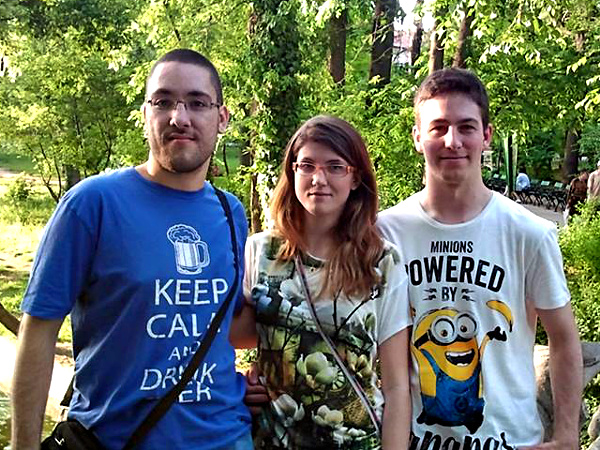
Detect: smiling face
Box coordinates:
(414, 309, 480, 381)
(143, 61, 228, 177)
(414, 93, 493, 188)
(294, 141, 359, 227)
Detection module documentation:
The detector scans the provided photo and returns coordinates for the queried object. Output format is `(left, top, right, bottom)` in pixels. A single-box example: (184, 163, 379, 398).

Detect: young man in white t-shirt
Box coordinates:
(378, 68, 582, 450)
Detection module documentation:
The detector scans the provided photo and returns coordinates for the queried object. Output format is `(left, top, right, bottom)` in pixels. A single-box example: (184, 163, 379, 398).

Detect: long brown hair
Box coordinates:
(270, 115, 384, 299)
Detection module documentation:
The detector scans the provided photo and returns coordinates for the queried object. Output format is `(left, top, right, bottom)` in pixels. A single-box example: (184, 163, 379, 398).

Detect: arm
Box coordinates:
(11, 313, 64, 449)
(523, 304, 582, 449)
(380, 327, 412, 450)
(230, 230, 259, 349)
(229, 299, 258, 349)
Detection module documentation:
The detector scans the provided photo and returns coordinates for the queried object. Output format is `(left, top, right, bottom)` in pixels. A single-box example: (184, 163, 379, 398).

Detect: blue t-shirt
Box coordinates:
(22, 168, 251, 450)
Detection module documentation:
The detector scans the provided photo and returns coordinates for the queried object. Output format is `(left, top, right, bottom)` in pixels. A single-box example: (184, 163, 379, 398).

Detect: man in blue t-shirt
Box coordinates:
(11, 49, 253, 450)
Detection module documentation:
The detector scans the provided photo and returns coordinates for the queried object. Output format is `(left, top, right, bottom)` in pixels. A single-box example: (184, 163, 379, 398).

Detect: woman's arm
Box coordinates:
(379, 327, 412, 450)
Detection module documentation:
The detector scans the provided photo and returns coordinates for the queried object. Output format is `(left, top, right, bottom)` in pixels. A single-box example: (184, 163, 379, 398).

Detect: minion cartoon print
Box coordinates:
(412, 300, 513, 433)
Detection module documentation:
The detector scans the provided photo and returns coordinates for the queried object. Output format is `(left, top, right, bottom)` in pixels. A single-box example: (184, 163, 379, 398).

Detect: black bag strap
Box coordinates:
(121, 186, 241, 449)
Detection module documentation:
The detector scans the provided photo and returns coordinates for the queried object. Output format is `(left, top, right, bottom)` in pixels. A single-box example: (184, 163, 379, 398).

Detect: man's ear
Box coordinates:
(412, 125, 423, 154)
(218, 105, 230, 134)
(483, 123, 494, 147)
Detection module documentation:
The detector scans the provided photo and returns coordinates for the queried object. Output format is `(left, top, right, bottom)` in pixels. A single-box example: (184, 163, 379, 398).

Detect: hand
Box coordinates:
(244, 363, 269, 415)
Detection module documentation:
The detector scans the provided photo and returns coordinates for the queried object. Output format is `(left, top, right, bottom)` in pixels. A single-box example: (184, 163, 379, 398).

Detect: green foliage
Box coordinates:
(0, 148, 36, 174)
(5, 174, 32, 205)
(238, 0, 303, 225)
(212, 168, 252, 216)
(558, 200, 600, 446)
(520, 130, 563, 181)
(323, 77, 423, 208)
(0, 175, 54, 225)
(0, 0, 144, 199)
(560, 201, 600, 343)
(579, 122, 600, 168)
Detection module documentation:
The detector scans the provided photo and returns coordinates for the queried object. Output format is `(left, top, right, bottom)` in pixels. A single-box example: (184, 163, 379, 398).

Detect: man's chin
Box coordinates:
(166, 155, 211, 174)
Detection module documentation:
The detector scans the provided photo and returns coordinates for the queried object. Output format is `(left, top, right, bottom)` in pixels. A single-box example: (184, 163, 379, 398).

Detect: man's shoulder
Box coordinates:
(59, 168, 135, 211)
(67, 168, 134, 195)
(213, 185, 245, 210)
(492, 192, 557, 233)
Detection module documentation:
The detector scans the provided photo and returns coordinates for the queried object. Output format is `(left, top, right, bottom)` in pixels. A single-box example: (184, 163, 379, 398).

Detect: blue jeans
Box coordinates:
(218, 430, 253, 450)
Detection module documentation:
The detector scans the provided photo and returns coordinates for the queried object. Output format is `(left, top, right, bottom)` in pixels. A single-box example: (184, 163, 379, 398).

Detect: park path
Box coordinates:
(523, 203, 565, 227)
(0, 168, 17, 178)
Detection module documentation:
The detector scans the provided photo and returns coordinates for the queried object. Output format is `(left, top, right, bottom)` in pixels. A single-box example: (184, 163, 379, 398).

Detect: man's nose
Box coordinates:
(169, 102, 191, 128)
(444, 127, 462, 150)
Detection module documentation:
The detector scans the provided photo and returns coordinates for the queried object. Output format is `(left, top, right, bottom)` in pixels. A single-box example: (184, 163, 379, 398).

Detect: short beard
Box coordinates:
(166, 153, 211, 173)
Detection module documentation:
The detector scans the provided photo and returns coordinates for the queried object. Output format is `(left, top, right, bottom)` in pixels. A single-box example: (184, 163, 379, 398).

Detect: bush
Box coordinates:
(1, 175, 54, 225)
(559, 200, 600, 445)
(560, 201, 600, 343)
(5, 174, 32, 206)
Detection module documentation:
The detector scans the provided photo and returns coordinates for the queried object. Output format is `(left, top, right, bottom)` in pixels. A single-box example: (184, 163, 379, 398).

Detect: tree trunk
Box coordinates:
(329, 8, 347, 84)
(250, 172, 262, 233)
(428, 6, 448, 74)
(0, 303, 20, 336)
(66, 165, 81, 190)
(452, 4, 474, 68)
(563, 129, 579, 181)
(410, 0, 424, 66)
(369, 0, 398, 87)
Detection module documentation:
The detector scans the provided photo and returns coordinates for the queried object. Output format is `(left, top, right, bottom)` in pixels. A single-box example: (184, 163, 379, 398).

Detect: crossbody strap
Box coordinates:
(123, 187, 240, 449)
(294, 255, 382, 435)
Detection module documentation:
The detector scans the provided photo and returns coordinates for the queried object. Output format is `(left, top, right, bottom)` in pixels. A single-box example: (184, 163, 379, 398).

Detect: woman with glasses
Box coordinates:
(236, 115, 411, 449)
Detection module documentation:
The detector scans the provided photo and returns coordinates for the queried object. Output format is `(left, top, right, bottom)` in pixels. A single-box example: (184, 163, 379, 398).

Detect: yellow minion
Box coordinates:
(412, 301, 512, 433)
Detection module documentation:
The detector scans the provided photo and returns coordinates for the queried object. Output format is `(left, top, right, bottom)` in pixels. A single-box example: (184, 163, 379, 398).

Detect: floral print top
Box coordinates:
(244, 232, 411, 449)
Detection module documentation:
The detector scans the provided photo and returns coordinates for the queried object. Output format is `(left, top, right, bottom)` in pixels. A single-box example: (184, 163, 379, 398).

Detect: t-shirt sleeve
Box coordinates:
(21, 199, 95, 319)
(231, 196, 249, 313)
(376, 243, 412, 344)
(525, 226, 570, 310)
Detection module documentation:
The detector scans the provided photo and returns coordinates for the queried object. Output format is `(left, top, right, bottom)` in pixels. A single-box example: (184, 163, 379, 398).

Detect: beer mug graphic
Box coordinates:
(167, 224, 210, 275)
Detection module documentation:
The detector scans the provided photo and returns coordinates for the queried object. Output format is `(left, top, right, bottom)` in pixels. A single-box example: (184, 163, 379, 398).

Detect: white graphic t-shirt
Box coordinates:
(378, 191, 570, 449)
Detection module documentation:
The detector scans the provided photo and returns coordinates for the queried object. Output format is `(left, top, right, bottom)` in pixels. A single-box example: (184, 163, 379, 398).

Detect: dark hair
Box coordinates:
(146, 48, 223, 104)
(414, 68, 489, 129)
(270, 115, 384, 298)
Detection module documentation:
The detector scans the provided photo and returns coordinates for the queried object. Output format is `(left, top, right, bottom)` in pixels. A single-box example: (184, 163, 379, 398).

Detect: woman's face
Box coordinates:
(293, 141, 359, 226)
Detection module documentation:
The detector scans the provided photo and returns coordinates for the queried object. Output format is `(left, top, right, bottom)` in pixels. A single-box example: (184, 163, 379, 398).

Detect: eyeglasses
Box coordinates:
(146, 97, 221, 113)
(292, 162, 355, 178)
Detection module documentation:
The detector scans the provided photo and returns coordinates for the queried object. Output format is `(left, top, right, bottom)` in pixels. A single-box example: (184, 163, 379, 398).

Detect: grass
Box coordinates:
(0, 158, 73, 342)
(0, 151, 36, 174)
